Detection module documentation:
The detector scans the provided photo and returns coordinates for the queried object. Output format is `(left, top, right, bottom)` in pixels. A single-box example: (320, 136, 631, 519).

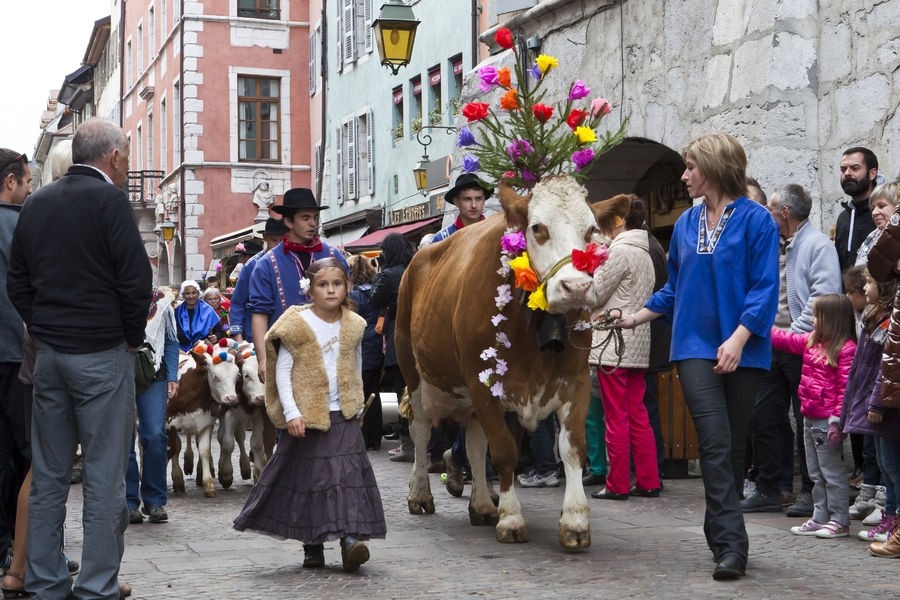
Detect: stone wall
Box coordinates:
(481, 0, 900, 232)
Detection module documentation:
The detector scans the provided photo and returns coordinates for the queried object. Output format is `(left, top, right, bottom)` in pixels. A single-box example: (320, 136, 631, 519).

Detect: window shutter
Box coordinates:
(342, 0, 356, 65)
(335, 126, 344, 204)
(346, 119, 357, 200)
(335, 10, 343, 71)
(366, 109, 375, 196)
(364, 0, 373, 54)
(313, 141, 322, 198)
(308, 33, 316, 95)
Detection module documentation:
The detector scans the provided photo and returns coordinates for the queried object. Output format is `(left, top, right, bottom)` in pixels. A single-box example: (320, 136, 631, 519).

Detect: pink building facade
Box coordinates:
(120, 0, 312, 285)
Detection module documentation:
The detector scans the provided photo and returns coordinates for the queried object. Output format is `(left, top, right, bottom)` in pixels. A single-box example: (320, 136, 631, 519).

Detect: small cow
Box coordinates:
(396, 175, 629, 548)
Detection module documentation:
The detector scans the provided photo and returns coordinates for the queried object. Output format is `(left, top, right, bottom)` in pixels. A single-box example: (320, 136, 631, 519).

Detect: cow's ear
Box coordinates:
(591, 193, 633, 235)
(193, 352, 209, 367)
(499, 181, 531, 232)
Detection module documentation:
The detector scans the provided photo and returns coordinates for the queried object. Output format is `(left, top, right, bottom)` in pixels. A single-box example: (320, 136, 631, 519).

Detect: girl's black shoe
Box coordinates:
(302, 544, 325, 568)
(630, 487, 662, 498)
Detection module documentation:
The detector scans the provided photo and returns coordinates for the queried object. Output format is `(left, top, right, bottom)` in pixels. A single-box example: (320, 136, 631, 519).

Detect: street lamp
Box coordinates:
(372, 0, 420, 76)
(412, 125, 457, 195)
(160, 221, 176, 242)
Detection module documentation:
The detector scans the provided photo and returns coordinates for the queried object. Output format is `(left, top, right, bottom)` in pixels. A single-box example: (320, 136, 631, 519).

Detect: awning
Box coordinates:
(57, 65, 94, 107)
(321, 224, 369, 249)
(344, 216, 441, 250)
(209, 222, 264, 251)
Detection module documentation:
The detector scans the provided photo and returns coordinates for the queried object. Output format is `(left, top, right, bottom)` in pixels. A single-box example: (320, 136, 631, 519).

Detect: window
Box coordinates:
(238, 0, 279, 19)
(341, 0, 356, 66)
(337, 111, 375, 203)
(149, 7, 156, 61)
(161, 0, 167, 38)
(363, 0, 373, 54)
(173, 81, 181, 166)
(361, 110, 374, 196)
(238, 76, 281, 162)
(137, 24, 144, 74)
(126, 40, 133, 87)
(147, 112, 154, 170)
(411, 76, 422, 133)
(136, 125, 143, 169)
(160, 99, 168, 173)
(391, 85, 403, 141)
(308, 24, 321, 96)
(449, 54, 463, 117)
(428, 65, 442, 125)
(173, 0, 180, 22)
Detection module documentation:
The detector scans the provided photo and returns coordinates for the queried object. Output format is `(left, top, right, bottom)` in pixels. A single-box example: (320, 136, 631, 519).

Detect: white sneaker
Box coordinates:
(814, 520, 850, 539)
(858, 513, 896, 542)
(863, 506, 886, 526)
(790, 519, 826, 536)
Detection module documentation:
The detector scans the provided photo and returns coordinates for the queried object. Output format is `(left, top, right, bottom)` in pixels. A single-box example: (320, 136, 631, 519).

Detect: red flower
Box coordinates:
(495, 27, 514, 50)
(462, 102, 490, 122)
(571, 242, 609, 275)
(566, 109, 588, 130)
(532, 103, 554, 123)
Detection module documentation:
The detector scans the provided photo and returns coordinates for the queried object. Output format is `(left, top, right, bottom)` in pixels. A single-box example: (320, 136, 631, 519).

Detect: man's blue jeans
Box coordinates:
(126, 378, 169, 510)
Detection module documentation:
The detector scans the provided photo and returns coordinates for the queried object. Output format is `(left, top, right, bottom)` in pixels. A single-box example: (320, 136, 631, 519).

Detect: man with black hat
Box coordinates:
(247, 188, 348, 380)
(228, 218, 283, 343)
(430, 174, 493, 243)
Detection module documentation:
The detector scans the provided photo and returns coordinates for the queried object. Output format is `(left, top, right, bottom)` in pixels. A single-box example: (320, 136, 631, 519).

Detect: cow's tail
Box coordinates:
(395, 265, 420, 396)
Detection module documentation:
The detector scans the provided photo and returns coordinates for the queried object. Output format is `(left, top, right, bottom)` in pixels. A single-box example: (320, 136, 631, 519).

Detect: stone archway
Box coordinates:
(586, 137, 691, 247)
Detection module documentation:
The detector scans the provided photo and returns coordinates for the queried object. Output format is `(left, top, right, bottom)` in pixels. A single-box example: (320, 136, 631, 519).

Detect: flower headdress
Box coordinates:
(458, 27, 627, 188)
(192, 338, 241, 364)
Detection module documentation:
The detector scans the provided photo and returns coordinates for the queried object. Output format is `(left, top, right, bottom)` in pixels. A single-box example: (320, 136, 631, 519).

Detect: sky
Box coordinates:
(0, 0, 112, 156)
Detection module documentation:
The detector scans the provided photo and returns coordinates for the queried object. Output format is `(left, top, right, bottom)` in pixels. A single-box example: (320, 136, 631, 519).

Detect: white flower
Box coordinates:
(572, 320, 592, 331)
(494, 359, 508, 376)
(491, 313, 508, 327)
(299, 277, 311, 294)
(490, 381, 505, 398)
(478, 368, 493, 385)
(496, 332, 511, 348)
(494, 284, 513, 309)
(480, 347, 498, 361)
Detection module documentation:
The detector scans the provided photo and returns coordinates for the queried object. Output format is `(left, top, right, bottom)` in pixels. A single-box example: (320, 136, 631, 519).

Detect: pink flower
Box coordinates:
(501, 231, 527, 254)
(569, 80, 590, 100)
(571, 148, 596, 170)
(478, 66, 500, 93)
(591, 97, 612, 117)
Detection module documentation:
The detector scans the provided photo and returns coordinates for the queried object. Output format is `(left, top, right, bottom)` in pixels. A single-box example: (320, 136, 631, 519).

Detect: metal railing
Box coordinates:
(127, 170, 165, 204)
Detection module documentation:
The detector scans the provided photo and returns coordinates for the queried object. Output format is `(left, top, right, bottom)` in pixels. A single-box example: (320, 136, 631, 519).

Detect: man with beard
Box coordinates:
(835, 147, 879, 271)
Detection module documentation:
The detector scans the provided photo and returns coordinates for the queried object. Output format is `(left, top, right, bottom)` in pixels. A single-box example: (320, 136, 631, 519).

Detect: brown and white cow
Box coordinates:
(396, 175, 629, 548)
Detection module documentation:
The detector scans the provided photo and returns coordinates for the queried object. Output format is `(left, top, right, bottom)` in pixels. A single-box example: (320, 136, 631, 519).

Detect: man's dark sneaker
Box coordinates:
(128, 508, 144, 524)
(785, 492, 814, 517)
(145, 505, 169, 523)
(740, 491, 782, 513)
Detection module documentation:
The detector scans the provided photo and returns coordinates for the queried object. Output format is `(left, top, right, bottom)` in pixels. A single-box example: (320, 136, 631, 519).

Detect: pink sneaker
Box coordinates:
(790, 519, 826, 536)
(858, 513, 896, 542)
(814, 520, 850, 539)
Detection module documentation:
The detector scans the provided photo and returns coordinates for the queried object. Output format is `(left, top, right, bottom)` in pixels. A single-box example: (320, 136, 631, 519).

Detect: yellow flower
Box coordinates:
(527, 284, 549, 311)
(574, 126, 597, 144)
(535, 54, 559, 75)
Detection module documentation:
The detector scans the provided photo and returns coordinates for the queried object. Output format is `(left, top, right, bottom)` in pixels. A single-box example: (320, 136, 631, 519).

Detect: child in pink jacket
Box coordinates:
(771, 294, 857, 539)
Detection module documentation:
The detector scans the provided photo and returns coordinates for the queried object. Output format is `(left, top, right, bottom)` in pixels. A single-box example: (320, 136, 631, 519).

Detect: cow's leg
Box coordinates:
(198, 422, 217, 498)
(217, 413, 236, 489)
(183, 432, 195, 476)
(169, 428, 185, 494)
(465, 419, 502, 528)
(557, 400, 591, 549)
(248, 410, 267, 481)
(236, 420, 252, 481)
(262, 413, 276, 460)
(406, 386, 434, 514)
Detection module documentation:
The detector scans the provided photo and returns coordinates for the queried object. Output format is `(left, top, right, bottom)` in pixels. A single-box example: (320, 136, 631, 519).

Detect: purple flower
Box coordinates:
(462, 154, 480, 173)
(501, 231, 527, 254)
(478, 368, 493, 385)
(571, 148, 596, 170)
(491, 313, 508, 327)
(457, 127, 477, 147)
(569, 80, 590, 100)
(506, 138, 534, 160)
(494, 358, 508, 375)
(480, 347, 498, 361)
(520, 169, 537, 186)
(529, 63, 543, 81)
(490, 381, 505, 398)
(478, 65, 500, 93)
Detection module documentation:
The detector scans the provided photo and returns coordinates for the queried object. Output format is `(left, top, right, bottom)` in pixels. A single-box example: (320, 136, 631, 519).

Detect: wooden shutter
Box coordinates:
(308, 32, 316, 95)
(346, 119, 357, 200)
(364, 0, 373, 54)
(366, 109, 375, 195)
(313, 141, 322, 198)
(342, 0, 356, 65)
(335, 126, 344, 204)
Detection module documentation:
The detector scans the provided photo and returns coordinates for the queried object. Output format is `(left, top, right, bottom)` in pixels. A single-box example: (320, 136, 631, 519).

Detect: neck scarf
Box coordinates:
(453, 214, 486, 230)
(282, 235, 323, 254)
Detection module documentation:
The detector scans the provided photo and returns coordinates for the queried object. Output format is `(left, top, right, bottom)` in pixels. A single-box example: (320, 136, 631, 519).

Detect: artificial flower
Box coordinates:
(462, 102, 490, 122)
(495, 27, 514, 49)
(457, 126, 477, 147)
(462, 154, 480, 173)
(502, 170, 516, 180)
(491, 313, 508, 327)
(521, 170, 537, 186)
(591, 97, 612, 117)
(490, 381, 505, 398)
(532, 103, 554, 123)
(500, 230, 527, 254)
(569, 80, 590, 100)
(574, 126, 597, 144)
(506, 138, 534, 160)
(495, 284, 513, 308)
(496, 332, 511, 349)
(535, 54, 559, 75)
(478, 66, 500, 93)
(479, 368, 493, 385)
(527, 284, 549, 311)
(299, 277, 310, 294)
(571, 148, 596, 170)
(500, 88, 520, 111)
(529, 63, 543, 80)
(494, 358, 509, 375)
(566, 109, 588, 130)
(572, 242, 609, 274)
(497, 67, 512, 88)
(480, 347, 498, 361)
(509, 253, 539, 292)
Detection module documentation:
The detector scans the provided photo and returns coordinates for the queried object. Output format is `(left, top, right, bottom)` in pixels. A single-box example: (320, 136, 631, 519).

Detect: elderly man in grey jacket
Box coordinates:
(741, 183, 842, 516)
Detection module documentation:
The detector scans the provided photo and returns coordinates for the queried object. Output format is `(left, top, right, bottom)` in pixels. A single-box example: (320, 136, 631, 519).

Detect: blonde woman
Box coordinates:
(855, 182, 900, 267)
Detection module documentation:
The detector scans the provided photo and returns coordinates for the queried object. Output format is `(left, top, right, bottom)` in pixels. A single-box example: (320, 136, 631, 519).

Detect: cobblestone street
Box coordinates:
(58, 435, 894, 600)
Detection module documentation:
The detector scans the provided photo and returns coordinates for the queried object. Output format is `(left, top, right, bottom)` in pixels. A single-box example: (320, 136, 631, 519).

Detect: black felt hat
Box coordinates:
(271, 188, 329, 215)
(237, 239, 263, 255)
(445, 174, 494, 205)
(262, 217, 288, 237)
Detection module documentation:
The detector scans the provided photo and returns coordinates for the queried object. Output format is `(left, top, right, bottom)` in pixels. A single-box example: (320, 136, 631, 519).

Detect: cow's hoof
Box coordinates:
(559, 528, 591, 549)
(407, 498, 435, 514)
(496, 525, 529, 543)
(219, 475, 233, 489)
(172, 479, 185, 494)
(239, 457, 251, 480)
(203, 487, 217, 498)
(469, 506, 499, 527)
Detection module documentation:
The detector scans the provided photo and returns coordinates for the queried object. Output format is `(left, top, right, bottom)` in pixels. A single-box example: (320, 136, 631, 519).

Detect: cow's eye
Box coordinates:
(530, 223, 549, 244)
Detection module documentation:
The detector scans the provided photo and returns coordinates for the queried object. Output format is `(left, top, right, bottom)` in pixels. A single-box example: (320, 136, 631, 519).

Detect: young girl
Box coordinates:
(771, 294, 856, 538)
(233, 257, 386, 571)
(843, 265, 868, 338)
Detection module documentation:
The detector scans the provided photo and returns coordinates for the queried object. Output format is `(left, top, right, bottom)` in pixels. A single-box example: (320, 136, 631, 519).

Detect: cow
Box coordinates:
(167, 341, 241, 497)
(396, 175, 629, 548)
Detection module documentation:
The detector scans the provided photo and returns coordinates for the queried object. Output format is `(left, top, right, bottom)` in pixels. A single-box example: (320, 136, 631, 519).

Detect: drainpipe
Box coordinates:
(317, 7, 327, 203)
(118, 0, 126, 126)
(178, 0, 186, 282)
(471, 0, 479, 68)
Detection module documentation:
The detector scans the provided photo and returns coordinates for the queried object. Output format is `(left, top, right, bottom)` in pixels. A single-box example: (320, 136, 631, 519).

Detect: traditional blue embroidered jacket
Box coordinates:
(228, 250, 264, 341)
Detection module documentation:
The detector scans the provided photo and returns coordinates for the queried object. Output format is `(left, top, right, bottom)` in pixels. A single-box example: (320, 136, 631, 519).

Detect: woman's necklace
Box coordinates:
(698, 202, 737, 254)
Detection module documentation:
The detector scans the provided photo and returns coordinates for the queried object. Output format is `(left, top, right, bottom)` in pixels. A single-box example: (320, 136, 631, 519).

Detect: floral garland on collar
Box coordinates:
(479, 229, 609, 398)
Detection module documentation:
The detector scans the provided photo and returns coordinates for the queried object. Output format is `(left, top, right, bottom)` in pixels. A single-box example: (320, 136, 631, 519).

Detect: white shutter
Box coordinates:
(313, 141, 322, 198)
(366, 109, 375, 195)
(346, 119, 357, 200)
(342, 0, 356, 65)
(335, 126, 344, 204)
(335, 10, 343, 71)
(364, 0, 373, 54)
(308, 33, 316, 95)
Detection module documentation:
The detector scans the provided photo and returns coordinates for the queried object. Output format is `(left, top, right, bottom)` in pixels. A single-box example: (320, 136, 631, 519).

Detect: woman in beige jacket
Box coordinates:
(590, 196, 660, 500)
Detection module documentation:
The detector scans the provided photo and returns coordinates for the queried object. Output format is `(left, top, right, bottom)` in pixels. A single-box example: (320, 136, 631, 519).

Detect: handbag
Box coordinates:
(134, 343, 157, 394)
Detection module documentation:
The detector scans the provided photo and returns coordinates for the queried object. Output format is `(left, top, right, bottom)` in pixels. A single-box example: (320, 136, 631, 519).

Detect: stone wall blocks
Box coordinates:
(184, 45, 204, 58)
(730, 36, 773, 102)
(831, 73, 891, 143)
(818, 21, 852, 83)
(772, 33, 816, 91)
(703, 53, 732, 109)
(712, 0, 749, 46)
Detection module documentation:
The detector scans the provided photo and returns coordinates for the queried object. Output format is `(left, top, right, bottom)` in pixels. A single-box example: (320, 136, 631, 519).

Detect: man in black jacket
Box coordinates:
(835, 147, 878, 271)
(7, 118, 151, 600)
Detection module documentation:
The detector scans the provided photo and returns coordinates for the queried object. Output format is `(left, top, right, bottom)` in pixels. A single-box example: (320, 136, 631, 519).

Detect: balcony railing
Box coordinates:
(127, 170, 165, 205)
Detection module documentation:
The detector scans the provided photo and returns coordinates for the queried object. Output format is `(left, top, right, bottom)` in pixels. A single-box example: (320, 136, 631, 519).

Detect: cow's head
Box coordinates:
(499, 175, 630, 313)
(235, 347, 265, 406)
(191, 340, 240, 406)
